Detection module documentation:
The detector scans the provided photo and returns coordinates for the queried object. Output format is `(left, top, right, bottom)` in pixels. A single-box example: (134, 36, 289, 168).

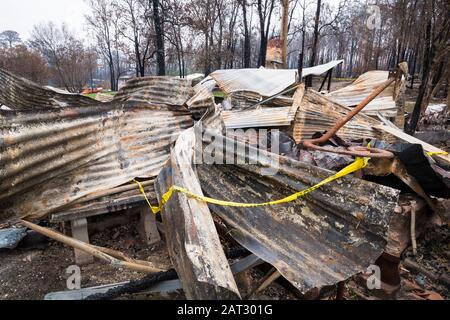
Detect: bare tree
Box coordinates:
(86, 0, 122, 91)
(257, 0, 276, 67)
(280, 0, 290, 68)
(0, 30, 22, 48)
(29, 23, 92, 92)
(117, 0, 154, 77)
(241, 0, 251, 68)
(406, 0, 450, 134)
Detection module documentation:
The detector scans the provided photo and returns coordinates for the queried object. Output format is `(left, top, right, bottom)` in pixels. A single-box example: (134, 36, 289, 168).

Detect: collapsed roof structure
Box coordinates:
(0, 61, 448, 300)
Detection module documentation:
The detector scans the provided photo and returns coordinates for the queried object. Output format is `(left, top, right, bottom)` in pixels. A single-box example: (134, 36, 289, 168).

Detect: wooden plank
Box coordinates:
(51, 196, 146, 222)
(71, 218, 94, 265)
(138, 206, 161, 245)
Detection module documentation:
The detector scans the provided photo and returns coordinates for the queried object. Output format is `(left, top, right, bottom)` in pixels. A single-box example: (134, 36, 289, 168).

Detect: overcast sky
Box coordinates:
(0, 0, 346, 42)
(0, 0, 90, 41)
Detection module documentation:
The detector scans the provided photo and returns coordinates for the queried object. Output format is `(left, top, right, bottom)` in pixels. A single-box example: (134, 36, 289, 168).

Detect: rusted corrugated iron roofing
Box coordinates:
(156, 127, 400, 296)
(222, 106, 298, 129)
(210, 60, 343, 97)
(292, 89, 395, 143)
(0, 71, 195, 222)
(0, 103, 193, 222)
(326, 71, 404, 117)
(113, 76, 194, 106)
(0, 68, 96, 110)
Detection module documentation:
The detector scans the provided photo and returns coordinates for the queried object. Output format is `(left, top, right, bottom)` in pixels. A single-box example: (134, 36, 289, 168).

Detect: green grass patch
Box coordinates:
(213, 91, 225, 99)
(84, 93, 97, 99)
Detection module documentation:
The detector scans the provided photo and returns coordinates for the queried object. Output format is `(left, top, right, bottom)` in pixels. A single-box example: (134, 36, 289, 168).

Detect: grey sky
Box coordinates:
(0, 0, 345, 42)
(0, 0, 90, 40)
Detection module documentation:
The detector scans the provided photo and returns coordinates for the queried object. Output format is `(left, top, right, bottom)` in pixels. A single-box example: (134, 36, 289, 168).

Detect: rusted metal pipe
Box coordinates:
(303, 64, 407, 158)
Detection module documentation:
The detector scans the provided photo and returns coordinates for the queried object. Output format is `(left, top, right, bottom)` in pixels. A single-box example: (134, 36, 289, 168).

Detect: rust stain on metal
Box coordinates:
(195, 131, 400, 293)
(155, 128, 240, 300)
(0, 68, 96, 110)
(0, 71, 194, 222)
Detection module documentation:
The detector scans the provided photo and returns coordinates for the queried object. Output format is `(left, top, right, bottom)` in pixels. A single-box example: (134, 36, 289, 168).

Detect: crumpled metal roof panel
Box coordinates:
(0, 103, 193, 222)
(195, 133, 400, 293)
(113, 76, 194, 106)
(326, 71, 403, 117)
(0, 68, 96, 110)
(210, 60, 343, 96)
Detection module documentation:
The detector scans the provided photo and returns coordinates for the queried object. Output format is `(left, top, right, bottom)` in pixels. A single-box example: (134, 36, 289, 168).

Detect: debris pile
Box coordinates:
(0, 61, 449, 300)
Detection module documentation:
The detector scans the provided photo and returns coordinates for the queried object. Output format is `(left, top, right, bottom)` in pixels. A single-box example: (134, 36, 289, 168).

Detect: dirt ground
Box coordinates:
(0, 221, 171, 300)
(1, 218, 448, 300)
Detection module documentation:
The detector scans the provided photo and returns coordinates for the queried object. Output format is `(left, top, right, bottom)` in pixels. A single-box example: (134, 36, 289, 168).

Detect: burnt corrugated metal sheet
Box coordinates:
(185, 82, 215, 120)
(156, 128, 240, 300)
(326, 71, 404, 117)
(195, 131, 400, 293)
(113, 76, 194, 106)
(222, 85, 304, 130)
(222, 106, 298, 129)
(292, 89, 395, 143)
(0, 68, 96, 110)
(0, 103, 193, 222)
(0, 71, 196, 223)
(210, 60, 343, 97)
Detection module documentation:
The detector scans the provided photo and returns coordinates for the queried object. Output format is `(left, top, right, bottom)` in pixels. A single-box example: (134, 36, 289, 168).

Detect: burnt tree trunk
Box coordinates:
(257, 0, 267, 67)
(242, 0, 251, 68)
(307, 0, 321, 87)
(152, 0, 166, 76)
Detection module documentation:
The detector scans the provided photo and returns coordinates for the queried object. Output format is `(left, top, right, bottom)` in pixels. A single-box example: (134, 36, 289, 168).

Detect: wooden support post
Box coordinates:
(319, 71, 329, 92)
(71, 218, 94, 265)
(327, 69, 333, 92)
(139, 207, 161, 245)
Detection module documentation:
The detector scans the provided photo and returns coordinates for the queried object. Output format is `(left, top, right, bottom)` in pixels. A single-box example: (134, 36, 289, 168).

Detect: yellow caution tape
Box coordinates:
(427, 151, 449, 157)
(135, 157, 370, 215)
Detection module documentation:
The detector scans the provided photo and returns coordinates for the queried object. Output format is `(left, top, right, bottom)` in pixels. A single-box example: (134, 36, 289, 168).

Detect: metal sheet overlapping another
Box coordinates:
(113, 76, 194, 106)
(0, 104, 194, 222)
(185, 81, 216, 119)
(196, 130, 399, 294)
(0, 71, 195, 223)
(326, 71, 404, 117)
(222, 106, 298, 129)
(0, 68, 96, 110)
(156, 127, 400, 296)
(210, 60, 344, 97)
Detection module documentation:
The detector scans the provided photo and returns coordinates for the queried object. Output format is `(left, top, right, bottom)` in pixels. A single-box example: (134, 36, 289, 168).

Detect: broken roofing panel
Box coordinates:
(222, 85, 305, 129)
(0, 72, 195, 223)
(0, 104, 193, 222)
(292, 89, 395, 143)
(155, 128, 240, 300)
(210, 60, 344, 97)
(0, 68, 96, 110)
(185, 81, 216, 120)
(326, 71, 405, 117)
(195, 131, 400, 293)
